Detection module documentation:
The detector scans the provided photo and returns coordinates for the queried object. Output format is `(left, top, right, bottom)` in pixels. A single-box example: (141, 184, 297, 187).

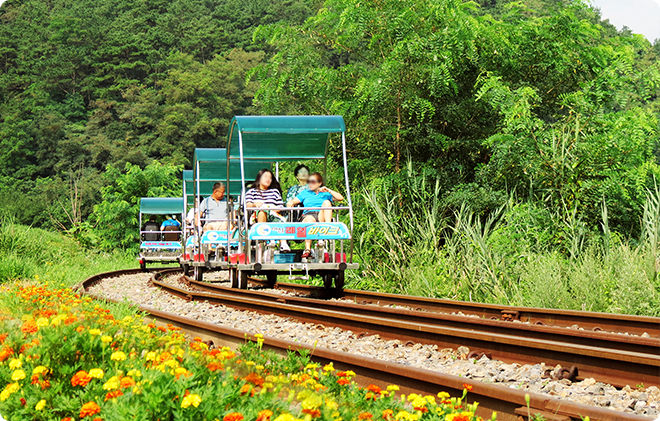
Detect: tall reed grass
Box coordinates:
(350, 168, 660, 316)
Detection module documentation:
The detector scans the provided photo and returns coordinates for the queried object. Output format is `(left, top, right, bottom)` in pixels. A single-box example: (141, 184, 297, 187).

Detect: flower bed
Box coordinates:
(0, 283, 493, 421)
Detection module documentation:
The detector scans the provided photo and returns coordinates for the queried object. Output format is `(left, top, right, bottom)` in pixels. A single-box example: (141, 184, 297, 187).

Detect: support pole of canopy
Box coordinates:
(341, 131, 354, 263)
(196, 160, 202, 257)
(238, 130, 249, 263)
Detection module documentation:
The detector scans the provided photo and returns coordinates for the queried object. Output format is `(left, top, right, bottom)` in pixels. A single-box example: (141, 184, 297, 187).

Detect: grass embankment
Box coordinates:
(0, 221, 136, 287)
(0, 283, 488, 421)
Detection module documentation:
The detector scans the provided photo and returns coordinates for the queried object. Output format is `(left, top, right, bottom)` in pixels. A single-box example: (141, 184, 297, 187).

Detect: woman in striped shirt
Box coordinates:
(245, 169, 286, 223)
(245, 169, 291, 251)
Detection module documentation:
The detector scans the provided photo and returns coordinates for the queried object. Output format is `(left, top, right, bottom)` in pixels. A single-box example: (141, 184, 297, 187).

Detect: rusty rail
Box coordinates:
(76, 268, 656, 421)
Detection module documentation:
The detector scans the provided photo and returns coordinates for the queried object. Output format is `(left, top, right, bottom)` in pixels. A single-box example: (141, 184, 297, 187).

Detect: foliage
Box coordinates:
(0, 283, 491, 420)
(91, 162, 182, 250)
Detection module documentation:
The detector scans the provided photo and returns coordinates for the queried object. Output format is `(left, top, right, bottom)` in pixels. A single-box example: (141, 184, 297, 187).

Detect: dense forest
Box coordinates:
(1, 0, 660, 314)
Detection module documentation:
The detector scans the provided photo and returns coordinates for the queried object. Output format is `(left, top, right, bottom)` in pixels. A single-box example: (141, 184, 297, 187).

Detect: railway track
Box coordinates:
(79, 268, 659, 421)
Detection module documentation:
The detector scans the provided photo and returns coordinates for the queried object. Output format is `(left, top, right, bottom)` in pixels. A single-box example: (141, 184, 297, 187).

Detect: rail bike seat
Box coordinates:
(248, 222, 351, 241)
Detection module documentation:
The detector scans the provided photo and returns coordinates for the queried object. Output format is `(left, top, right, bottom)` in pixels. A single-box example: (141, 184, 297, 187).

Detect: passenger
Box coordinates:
(285, 164, 310, 223)
(286, 172, 344, 260)
(198, 182, 228, 232)
(160, 215, 181, 231)
(245, 169, 290, 252)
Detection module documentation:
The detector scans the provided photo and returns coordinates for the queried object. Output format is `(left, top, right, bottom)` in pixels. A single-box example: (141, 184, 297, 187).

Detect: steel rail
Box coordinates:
(183, 278, 660, 356)
(242, 279, 660, 338)
(78, 268, 653, 421)
(151, 277, 660, 389)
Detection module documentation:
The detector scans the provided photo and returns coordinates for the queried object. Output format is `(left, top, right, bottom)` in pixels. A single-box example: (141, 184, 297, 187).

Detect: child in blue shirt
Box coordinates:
(286, 172, 344, 260)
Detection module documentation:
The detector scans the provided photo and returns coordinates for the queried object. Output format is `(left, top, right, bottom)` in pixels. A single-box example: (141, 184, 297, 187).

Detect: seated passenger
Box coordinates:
(160, 215, 181, 231)
(245, 169, 290, 252)
(286, 172, 344, 260)
(198, 182, 228, 232)
(285, 164, 310, 223)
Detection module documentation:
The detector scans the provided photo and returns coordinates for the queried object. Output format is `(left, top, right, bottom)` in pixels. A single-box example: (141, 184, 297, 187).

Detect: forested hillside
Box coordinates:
(1, 0, 660, 313)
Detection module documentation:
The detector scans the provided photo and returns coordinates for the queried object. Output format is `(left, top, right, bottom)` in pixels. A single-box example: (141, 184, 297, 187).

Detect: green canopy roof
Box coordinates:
(139, 197, 185, 215)
(192, 148, 272, 196)
(227, 115, 345, 160)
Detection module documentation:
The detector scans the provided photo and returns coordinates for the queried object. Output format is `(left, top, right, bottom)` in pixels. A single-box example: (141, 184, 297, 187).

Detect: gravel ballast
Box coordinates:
(86, 272, 659, 418)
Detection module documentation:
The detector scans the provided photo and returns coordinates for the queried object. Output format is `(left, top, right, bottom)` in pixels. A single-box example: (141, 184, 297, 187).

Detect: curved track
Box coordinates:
(79, 268, 658, 421)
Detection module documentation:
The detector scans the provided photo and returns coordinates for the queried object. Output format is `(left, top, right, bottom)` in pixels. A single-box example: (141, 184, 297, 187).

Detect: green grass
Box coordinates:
(0, 219, 137, 288)
(347, 167, 660, 317)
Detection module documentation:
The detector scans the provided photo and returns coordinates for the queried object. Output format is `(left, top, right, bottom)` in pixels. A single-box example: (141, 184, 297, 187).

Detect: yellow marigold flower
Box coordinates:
(262, 382, 274, 389)
(32, 366, 48, 375)
(305, 363, 318, 370)
(89, 328, 101, 336)
(181, 393, 201, 408)
(0, 390, 9, 402)
(11, 370, 25, 382)
(394, 411, 418, 421)
(122, 316, 133, 323)
(127, 369, 141, 377)
(301, 394, 323, 410)
(103, 376, 120, 390)
(6, 383, 19, 394)
(89, 368, 104, 379)
(8, 359, 21, 370)
(273, 414, 296, 421)
(437, 392, 450, 399)
(323, 363, 335, 372)
(164, 359, 179, 368)
(387, 385, 400, 392)
(256, 365, 264, 370)
(325, 398, 339, 411)
(145, 351, 156, 361)
(245, 361, 255, 367)
(36, 318, 49, 328)
(51, 315, 66, 326)
(111, 351, 127, 362)
(35, 399, 46, 411)
(101, 335, 112, 343)
(345, 370, 356, 377)
(425, 395, 436, 405)
(174, 367, 187, 376)
(410, 395, 426, 408)
(255, 333, 263, 339)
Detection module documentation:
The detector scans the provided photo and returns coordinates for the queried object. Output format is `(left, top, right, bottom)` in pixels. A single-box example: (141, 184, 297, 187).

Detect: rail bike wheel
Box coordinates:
(193, 265, 204, 283)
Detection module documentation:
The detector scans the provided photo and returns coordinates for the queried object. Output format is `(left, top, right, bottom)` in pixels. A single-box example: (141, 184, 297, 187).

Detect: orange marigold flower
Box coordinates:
(239, 384, 254, 396)
(20, 321, 38, 334)
(79, 401, 101, 418)
(358, 413, 373, 420)
(119, 376, 135, 389)
(243, 372, 264, 387)
(62, 418, 74, 421)
(223, 412, 244, 421)
(0, 334, 7, 343)
(71, 370, 92, 387)
(31, 374, 40, 385)
(382, 409, 394, 420)
(40, 379, 51, 390)
(20, 397, 26, 406)
(105, 390, 123, 401)
(302, 409, 321, 418)
(337, 378, 350, 386)
(452, 416, 470, 421)
(463, 383, 473, 392)
(207, 362, 224, 371)
(75, 325, 85, 333)
(366, 384, 382, 394)
(0, 346, 13, 362)
(256, 410, 273, 421)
